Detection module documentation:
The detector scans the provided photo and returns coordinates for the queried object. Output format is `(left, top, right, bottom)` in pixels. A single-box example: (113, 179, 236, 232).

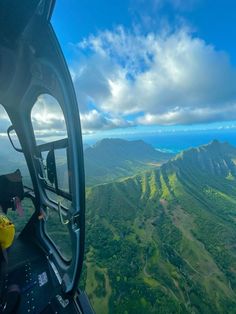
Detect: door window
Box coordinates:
(0, 105, 32, 187)
(31, 94, 67, 144)
(0, 105, 34, 235)
(44, 206, 72, 260)
(31, 94, 73, 260)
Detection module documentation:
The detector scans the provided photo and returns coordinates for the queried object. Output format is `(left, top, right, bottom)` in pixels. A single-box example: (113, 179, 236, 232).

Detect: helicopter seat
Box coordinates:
(0, 169, 24, 214)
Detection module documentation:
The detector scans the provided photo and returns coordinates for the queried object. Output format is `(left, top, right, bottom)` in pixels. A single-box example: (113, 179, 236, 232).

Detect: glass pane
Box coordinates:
(31, 94, 67, 144)
(44, 206, 72, 260)
(0, 106, 34, 237)
(7, 198, 35, 238)
(45, 190, 72, 209)
(31, 95, 72, 260)
(54, 148, 70, 193)
(38, 148, 71, 195)
(31, 94, 71, 195)
(0, 105, 32, 188)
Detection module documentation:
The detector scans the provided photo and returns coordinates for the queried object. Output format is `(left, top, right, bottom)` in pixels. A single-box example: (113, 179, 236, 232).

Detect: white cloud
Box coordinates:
(72, 27, 236, 131)
(80, 109, 134, 132)
(31, 94, 67, 141)
(138, 104, 236, 125)
(0, 105, 11, 132)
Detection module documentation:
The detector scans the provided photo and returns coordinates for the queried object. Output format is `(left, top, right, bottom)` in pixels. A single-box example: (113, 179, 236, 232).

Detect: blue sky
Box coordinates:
(51, 0, 236, 137)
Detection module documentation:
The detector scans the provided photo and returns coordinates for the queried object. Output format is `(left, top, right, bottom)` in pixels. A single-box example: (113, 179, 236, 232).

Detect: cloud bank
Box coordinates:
(71, 27, 236, 132)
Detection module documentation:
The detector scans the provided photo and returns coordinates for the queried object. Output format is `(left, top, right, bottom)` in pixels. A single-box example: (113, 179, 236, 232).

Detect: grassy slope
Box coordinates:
(84, 138, 173, 186)
(7, 141, 236, 313)
(83, 142, 236, 313)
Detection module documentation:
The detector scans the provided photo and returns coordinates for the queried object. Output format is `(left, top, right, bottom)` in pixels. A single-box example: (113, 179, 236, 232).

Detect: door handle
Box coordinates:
(58, 201, 69, 225)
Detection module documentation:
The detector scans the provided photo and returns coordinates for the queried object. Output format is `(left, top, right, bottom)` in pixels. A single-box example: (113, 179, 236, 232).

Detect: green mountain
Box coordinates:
(83, 140, 236, 313)
(84, 138, 173, 186)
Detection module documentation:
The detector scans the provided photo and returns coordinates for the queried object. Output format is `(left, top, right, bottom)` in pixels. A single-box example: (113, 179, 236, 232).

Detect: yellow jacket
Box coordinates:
(0, 215, 15, 249)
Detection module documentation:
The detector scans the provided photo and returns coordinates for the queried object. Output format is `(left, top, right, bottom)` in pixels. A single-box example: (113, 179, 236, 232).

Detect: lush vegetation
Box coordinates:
(81, 140, 236, 313)
(84, 138, 173, 186)
(6, 139, 236, 313)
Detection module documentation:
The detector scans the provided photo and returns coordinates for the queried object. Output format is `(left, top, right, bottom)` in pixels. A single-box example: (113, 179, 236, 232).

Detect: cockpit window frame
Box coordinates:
(36, 138, 72, 201)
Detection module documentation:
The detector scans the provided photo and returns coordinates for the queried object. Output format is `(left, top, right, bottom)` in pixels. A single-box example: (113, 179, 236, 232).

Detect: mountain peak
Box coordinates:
(167, 140, 236, 177)
(211, 138, 220, 144)
(204, 139, 232, 150)
(84, 138, 173, 185)
(89, 138, 172, 156)
(93, 138, 148, 148)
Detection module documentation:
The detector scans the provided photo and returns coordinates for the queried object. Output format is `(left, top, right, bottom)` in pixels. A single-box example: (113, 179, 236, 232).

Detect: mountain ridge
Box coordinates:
(84, 138, 173, 186)
(84, 140, 236, 313)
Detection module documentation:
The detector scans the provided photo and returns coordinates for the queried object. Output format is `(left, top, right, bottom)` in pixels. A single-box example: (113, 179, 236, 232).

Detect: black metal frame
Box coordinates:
(0, 0, 85, 298)
(36, 138, 72, 201)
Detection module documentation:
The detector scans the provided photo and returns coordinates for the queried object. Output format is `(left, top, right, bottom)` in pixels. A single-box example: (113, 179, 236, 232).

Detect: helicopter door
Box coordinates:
(0, 0, 85, 302)
(25, 18, 85, 294)
(30, 85, 85, 295)
(31, 95, 73, 261)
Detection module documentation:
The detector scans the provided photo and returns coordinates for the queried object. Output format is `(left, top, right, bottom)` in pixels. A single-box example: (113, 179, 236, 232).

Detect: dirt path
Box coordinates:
(143, 254, 151, 278)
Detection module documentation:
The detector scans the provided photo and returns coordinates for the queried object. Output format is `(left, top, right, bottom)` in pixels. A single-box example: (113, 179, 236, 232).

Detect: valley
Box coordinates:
(5, 138, 236, 313)
(82, 140, 236, 313)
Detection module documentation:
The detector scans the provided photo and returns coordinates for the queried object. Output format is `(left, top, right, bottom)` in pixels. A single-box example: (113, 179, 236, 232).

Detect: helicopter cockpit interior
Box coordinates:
(0, 1, 93, 313)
